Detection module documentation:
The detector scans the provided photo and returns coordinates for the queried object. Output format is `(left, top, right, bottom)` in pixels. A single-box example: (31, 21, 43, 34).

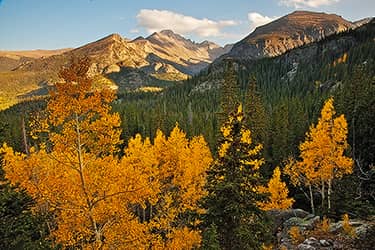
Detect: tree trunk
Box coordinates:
(75, 113, 102, 247)
(142, 207, 146, 222)
(309, 185, 315, 214)
(321, 181, 325, 212)
(328, 179, 332, 211)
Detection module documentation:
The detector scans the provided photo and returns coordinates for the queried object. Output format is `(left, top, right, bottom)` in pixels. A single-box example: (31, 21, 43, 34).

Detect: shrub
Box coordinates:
(289, 226, 303, 244)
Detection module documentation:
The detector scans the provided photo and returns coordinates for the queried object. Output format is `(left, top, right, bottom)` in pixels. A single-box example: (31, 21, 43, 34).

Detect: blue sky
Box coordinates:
(0, 0, 374, 50)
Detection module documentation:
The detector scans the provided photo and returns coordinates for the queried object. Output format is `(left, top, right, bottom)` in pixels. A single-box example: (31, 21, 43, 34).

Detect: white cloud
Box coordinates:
(130, 29, 139, 34)
(136, 9, 238, 37)
(248, 12, 279, 31)
(279, 0, 340, 8)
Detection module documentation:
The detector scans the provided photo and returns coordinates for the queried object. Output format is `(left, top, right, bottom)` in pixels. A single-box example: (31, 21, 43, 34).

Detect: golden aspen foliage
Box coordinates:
(342, 52, 348, 63)
(164, 227, 202, 250)
(284, 157, 304, 186)
(310, 216, 334, 239)
(257, 166, 294, 211)
(1, 59, 153, 249)
(342, 214, 357, 238)
(149, 125, 212, 248)
(333, 52, 348, 67)
(262, 243, 275, 250)
(1, 59, 213, 250)
(285, 97, 353, 212)
(319, 216, 331, 233)
(289, 226, 304, 245)
(299, 97, 353, 181)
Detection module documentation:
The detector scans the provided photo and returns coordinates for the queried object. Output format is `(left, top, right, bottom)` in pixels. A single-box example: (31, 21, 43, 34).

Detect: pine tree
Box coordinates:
(204, 104, 272, 250)
(217, 60, 240, 129)
(269, 102, 290, 165)
(201, 224, 220, 250)
(334, 66, 375, 215)
(244, 76, 267, 145)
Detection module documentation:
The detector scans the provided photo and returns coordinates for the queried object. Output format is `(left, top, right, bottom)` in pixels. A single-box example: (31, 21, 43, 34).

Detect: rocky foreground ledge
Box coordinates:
(267, 209, 375, 250)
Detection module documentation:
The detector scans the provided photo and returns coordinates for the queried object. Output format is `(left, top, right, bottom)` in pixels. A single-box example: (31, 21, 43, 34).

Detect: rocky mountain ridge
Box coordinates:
(194, 18, 375, 98)
(11, 30, 231, 81)
(223, 11, 356, 61)
(0, 30, 232, 109)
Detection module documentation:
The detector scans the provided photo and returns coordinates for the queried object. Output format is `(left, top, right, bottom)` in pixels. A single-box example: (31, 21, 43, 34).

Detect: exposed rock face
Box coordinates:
(14, 30, 231, 81)
(225, 11, 355, 60)
(133, 30, 231, 75)
(267, 208, 310, 234)
(353, 17, 374, 28)
(283, 215, 320, 231)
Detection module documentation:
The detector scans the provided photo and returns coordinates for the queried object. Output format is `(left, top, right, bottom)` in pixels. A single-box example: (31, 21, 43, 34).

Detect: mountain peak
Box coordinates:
(102, 33, 123, 41)
(285, 10, 347, 21)
(132, 36, 145, 42)
(145, 29, 195, 50)
(199, 40, 221, 50)
(84, 33, 127, 47)
(252, 11, 353, 36)
(290, 10, 323, 15)
(226, 11, 355, 60)
(159, 29, 178, 36)
(9, 28, 230, 87)
(147, 29, 186, 41)
(200, 40, 215, 45)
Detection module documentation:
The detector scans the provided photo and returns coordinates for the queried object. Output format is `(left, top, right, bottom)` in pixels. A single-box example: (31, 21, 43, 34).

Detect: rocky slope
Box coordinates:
(195, 18, 374, 98)
(134, 30, 232, 76)
(223, 11, 355, 60)
(13, 30, 231, 81)
(0, 30, 230, 109)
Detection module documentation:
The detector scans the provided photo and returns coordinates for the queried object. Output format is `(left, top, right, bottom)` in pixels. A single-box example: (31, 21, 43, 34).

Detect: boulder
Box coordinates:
(284, 216, 320, 231)
(297, 237, 334, 249)
(330, 219, 372, 235)
(319, 239, 331, 247)
(355, 223, 372, 236)
(267, 209, 311, 234)
(329, 221, 343, 233)
(303, 237, 320, 247)
(277, 214, 320, 248)
(297, 243, 316, 250)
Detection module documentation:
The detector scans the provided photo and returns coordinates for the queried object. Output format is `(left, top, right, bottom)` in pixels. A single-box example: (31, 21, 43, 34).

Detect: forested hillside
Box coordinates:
(111, 19, 375, 166)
